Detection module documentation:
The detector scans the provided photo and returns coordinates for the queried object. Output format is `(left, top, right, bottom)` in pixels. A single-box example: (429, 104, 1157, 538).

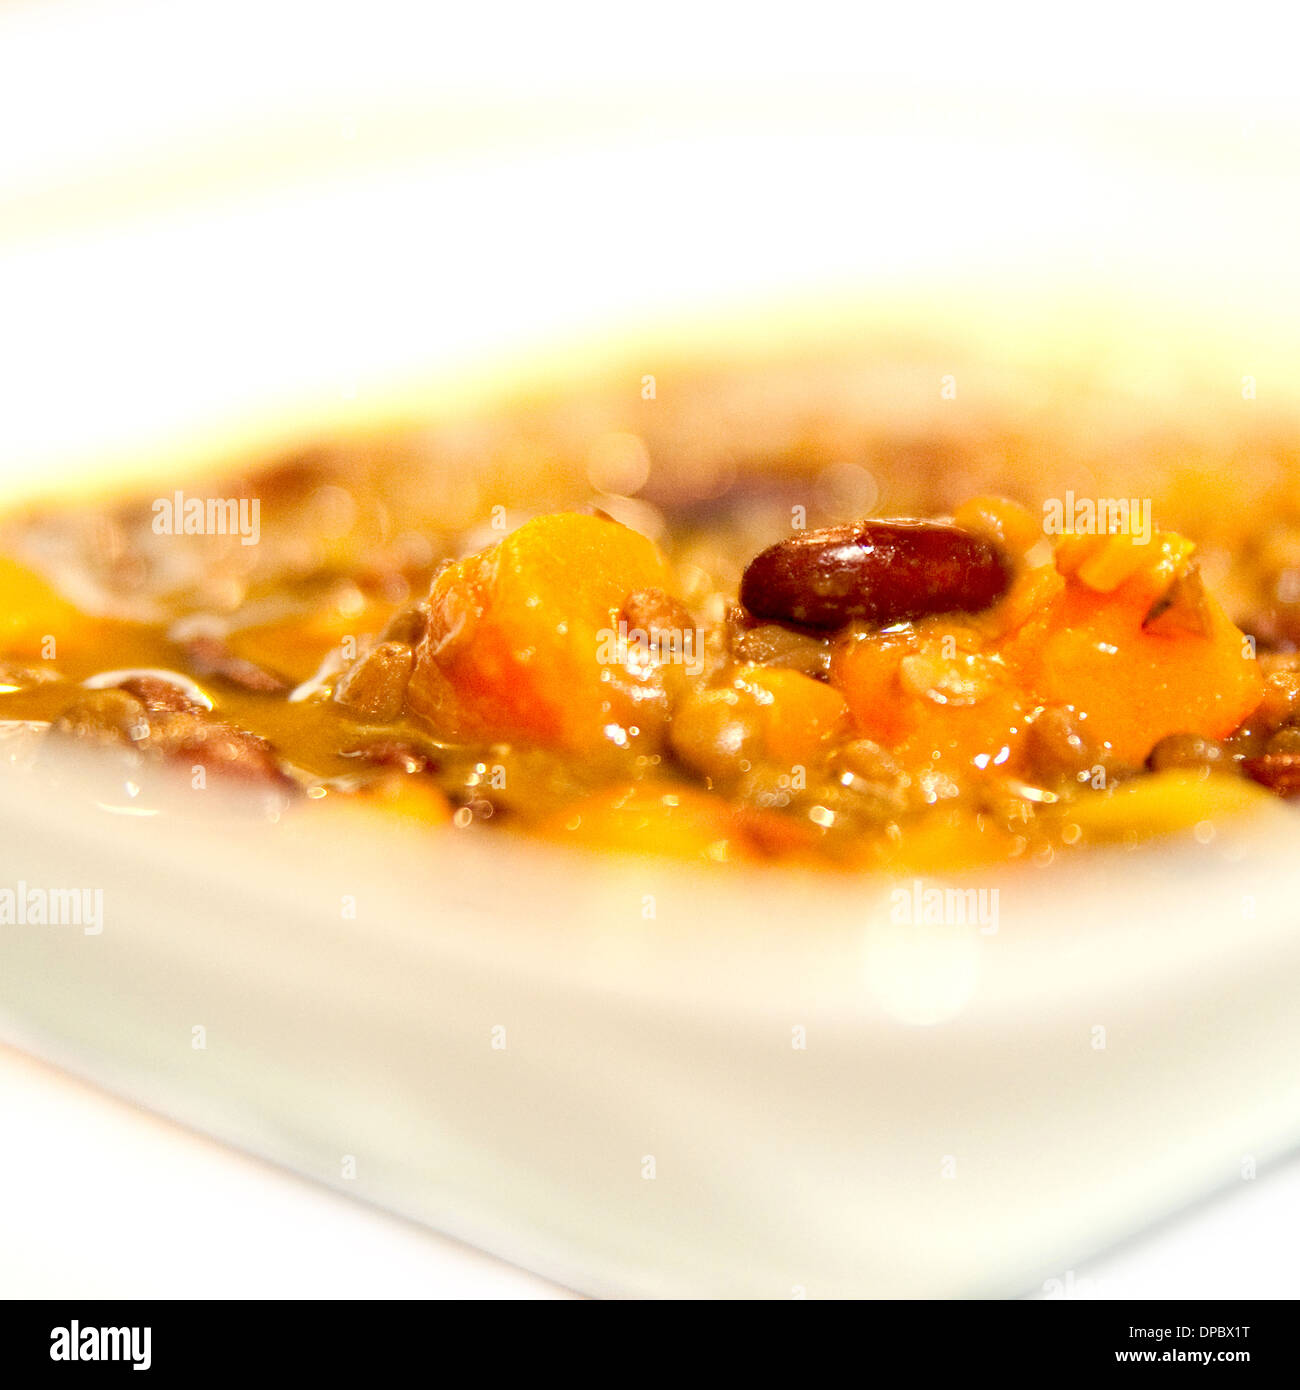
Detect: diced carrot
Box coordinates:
(832, 631, 1029, 775)
(360, 773, 454, 825)
(0, 554, 82, 661)
(863, 805, 1024, 874)
(951, 496, 1043, 556)
(541, 780, 754, 863)
(232, 596, 391, 682)
(1014, 573, 1262, 764)
(734, 665, 851, 767)
(293, 774, 453, 833)
(406, 514, 673, 753)
(829, 633, 919, 748)
(832, 540, 1262, 772)
(1064, 769, 1278, 844)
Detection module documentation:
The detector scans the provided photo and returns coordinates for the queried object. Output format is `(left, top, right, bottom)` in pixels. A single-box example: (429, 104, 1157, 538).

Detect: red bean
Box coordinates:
(1243, 752, 1300, 798)
(341, 739, 436, 774)
(739, 520, 1010, 630)
(116, 674, 206, 713)
(157, 715, 295, 788)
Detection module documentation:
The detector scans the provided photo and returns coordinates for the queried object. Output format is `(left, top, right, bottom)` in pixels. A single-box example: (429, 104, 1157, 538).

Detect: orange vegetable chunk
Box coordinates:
(0, 554, 82, 660)
(735, 665, 851, 767)
(407, 513, 673, 753)
(1019, 575, 1262, 765)
(542, 781, 754, 862)
(832, 540, 1263, 772)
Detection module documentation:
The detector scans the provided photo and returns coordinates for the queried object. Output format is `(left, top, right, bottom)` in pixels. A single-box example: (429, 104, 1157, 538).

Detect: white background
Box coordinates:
(3, 1039, 1299, 1299)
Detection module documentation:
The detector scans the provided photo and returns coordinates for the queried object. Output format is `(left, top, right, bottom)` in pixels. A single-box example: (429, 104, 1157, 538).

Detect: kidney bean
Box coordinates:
(115, 673, 206, 714)
(341, 738, 439, 774)
(50, 689, 149, 748)
(1243, 751, 1300, 798)
(157, 714, 295, 788)
(739, 520, 1010, 630)
(1253, 662, 1300, 732)
(49, 690, 294, 792)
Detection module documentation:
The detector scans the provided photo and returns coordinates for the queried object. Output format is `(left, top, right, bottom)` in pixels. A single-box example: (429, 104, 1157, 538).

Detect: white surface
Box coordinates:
(0, 1044, 571, 1299)
(4, 769, 1300, 1299)
(3, 1037, 1297, 1300)
(1036, 1160, 1300, 1302)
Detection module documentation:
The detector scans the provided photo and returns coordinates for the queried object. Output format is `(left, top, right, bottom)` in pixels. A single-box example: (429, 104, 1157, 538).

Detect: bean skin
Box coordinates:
(739, 521, 1011, 630)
